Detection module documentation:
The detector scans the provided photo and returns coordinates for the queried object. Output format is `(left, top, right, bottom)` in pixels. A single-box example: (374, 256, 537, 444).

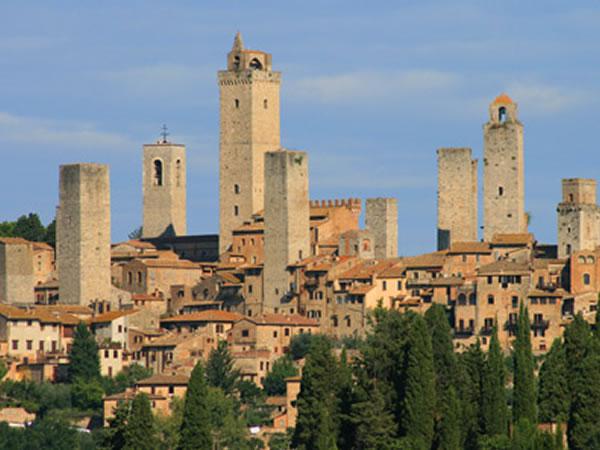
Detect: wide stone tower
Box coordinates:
(218, 32, 281, 254)
(557, 178, 600, 258)
(57, 163, 111, 306)
(365, 198, 398, 259)
(437, 148, 478, 250)
(142, 136, 187, 238)
(263, 150, 309, 312)
(483, 94, 526, 241)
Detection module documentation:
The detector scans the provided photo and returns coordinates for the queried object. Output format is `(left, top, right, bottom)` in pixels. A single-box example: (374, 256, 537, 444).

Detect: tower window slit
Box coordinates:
(235, 99, 240, 109)
(153, 160, 163, 186)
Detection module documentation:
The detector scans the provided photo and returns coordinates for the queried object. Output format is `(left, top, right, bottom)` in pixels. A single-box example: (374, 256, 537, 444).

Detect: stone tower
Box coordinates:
(483, 94, 526, 241)
(57, 163, 111, 306)
(263, 150, 309, 312)
(557, 178, 600, 258)
(142, 138, 187, 238)
(218, 32, 281, 254)
(365, 198, 398, 259)
(0, 238, 34, 303)
(437, 148, 478, 250)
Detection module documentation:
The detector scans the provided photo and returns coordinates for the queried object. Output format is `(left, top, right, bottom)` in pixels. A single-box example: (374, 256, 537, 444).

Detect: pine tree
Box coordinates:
(512, 303, 536, 424)
(351, 383, 398, 450)
(107, 400, 130, 450)
(262, 355, 297, 396)
(399, 313, 436, 449)
(538, 339, 569, 423)
(68, 322, 100, 382)
(481, 325, 508, 437)
(178, 361, 212, 450)
(12, 213, 46, 242)
(124, 393, 157, 450)
(437, 386, 461, 450)
(337, 349, 356, 450)
(458, 340, 485, 450)
(205, 340, 240, 396)
(292, 335, 339, 450)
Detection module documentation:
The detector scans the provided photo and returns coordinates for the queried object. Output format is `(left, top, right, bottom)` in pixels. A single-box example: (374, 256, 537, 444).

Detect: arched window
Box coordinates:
(235, 99, 240, 109)
(578, 256, 586, 264)
(233, 55, 240, 70)
(263, 99, 268, 109)
(566, 244, 572, 255)
(249, 58, 263, 70)
(331, 316, 338, 327)
(587, 256, 595, 264)
(487, 295, 495, 305)
(153, 160, 163, 186)
(234, 184, 240, 194)
(569, 193, 574, 202)
(458, 293, 467, 305)
(584, 273, 591, 285)
(498, 186, 504, 196)
(469, 293, 477, 305)
(499, 106, 507, 123)
(176, 159, 181, 187)
(234, 205, 239, 216)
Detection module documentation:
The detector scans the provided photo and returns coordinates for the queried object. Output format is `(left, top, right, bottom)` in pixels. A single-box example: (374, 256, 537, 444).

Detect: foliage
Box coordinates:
(458, 340, 485, 449)
(351, 382, 398, 450)
(512, 303, 536, 424)
(538, 339, 569, 423)
(269, 430, 293, 450)
(71, 377, 104, 411)
(156, 396, 184, 450)
(68, 323, 100, 383)
(102, 364, 153, 395)
(0, 380, 72, 415)
(262, 355, 298, 396)
(178, 361, 212, 450)
(0, 359, 8, 381)
(0, 213, 56, 245)
(289, 332, 316, 360)
(205, 340, 240, 396)
(128, 226, 143, 240)
(124, 393, 158, 450)
(481, 326, 508, 437)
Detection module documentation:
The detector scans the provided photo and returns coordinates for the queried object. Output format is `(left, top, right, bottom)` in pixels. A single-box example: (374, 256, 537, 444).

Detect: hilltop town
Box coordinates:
(0, 33, 595, 447)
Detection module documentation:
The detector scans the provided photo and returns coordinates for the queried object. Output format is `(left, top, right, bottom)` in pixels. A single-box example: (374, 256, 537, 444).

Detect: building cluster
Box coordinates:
(0, 33, 599, 436)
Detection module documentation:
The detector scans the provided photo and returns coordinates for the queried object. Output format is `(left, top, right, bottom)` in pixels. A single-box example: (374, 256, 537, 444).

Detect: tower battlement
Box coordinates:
(309, 198, 361, 209)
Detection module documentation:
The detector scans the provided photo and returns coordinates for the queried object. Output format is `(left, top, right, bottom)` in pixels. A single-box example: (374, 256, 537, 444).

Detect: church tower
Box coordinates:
(218, 33, 281, 254)
(483, 94, 526, 241)
(142, 132, 187, 238)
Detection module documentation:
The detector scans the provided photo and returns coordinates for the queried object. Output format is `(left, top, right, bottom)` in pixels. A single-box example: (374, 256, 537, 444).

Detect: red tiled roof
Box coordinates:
(492, 93, 514, 104)
(0, 237, 30, 245)
(491, 233, 534, 246)
(246, 313, 319, 327)
(161, 310, 243, 324)
(447, 241, 491, 255)
(136, 374, 189, 386)
(88, 310, 138, 324)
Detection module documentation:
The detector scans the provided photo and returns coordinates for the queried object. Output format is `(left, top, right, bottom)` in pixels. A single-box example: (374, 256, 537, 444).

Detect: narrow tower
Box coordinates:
(263, 150, 309, 312)
(557, 178, 600, 258)
(57, 163, 111, 306)
(0, 238, 34, 303)
(365, 198, 398, 259)
(437, 148, 478, 249)
(142, 131, 187, 238)
(483, 94, 526, 241)
(218, 32, 281, 254)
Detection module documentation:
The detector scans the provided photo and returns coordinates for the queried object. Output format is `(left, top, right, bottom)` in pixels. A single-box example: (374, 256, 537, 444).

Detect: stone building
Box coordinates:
(218, 32, 281, 253)
(0, 238, 34, 304)
(142, 139, 187, 238)
(263, 150, 310, 312)
(365, 198, 398, 259)
(483, 94, 526, 241)
(57, 163, 111, 306)
(437, 148, 478, 250)
(557, 178, 600, 259)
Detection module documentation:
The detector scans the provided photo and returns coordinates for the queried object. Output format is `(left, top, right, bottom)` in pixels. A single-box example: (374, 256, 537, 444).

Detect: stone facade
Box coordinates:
(338, 230, 374, 259)
(0, 238, 34, 304)
(142, 141, 187, 238)
(218, 33, 281, 254)
(365, 198, 398, 259)
(483, 94, 526, 241)
(437, 148, 478, 249)
(57, 163, 111, 306)
(557, 178, 600, 259)
(263, 150, 310, 311)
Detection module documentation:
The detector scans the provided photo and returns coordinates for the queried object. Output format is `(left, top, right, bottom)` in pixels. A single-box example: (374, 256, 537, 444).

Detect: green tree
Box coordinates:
(71, 377, 104, 410)
(481, 326, 508, 437)
(538, 339, 569, 423)
(12, 213, 46, 242)
(156, 396, 184, 450)
(399, 313, 435, 449)
(206, 340, 240, 396)
(337, 348, 356, 450)
(0, 221, 16, 237)
(269, 431, 293, 450)
(124, 393, 158, 450)
(0, 359, 8, 381)
(205, 386, 249, 449)
(263, 355, 297, 396)
(44, 218, 56, 247)
(178, 361, 212, 450)
(106, 400, 130, 450)
(512, 303, 536, 424)
(458, 340, 485, 450)
(351, 383, 398, 450)
(292, 335, 339, 450)
(68, 322, 100, 382)
(27, 415, 78, 450)
(289, 333, 315, 360)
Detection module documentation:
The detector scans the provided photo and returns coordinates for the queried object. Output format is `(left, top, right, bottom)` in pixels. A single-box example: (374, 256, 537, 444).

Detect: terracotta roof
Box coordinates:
(428, 276, 465, 287)
(379, 265, 405, 278)
(491, 233, 534, 246)
(136, 374, 189, 386)
(219, 272, 242, 285)
(132, 293, 164, 302)
(402, 252, 447, 269)
(527, 289, 565, 298)
(141, 259, 200, 269)
(265, 396, 287, 406)
(492, 93, 514, 104)
(161, 310, 243, 324)
(447, 241, 491, 254)
(35, 279, 59, 289)
(118, 240, 156, 250)
(0, 304, 80, 325)
(89, 310, 138, 324)
(348, 284, 375, 295)
(142, 333, 186, 348)
(36, 304, 92, 315)
(104, 391, 165, 401)
(233, 223, 264, 233)
(246, 313, 319, 327)
(232, 349, 271, 358)
(339, 259, 400, 280)
(478, 260, 530, 275)
(0, 237, 30, 245)
(32, 242, 53, 251)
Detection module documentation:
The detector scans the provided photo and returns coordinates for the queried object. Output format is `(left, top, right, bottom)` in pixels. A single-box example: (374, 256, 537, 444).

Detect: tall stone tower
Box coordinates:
(365, 198, 398, 259)
(142, 137, 187, 238)
(0, 238, 34, 303)
(263, 150, 309, 312)
(483, 94, 526, 241)
(557, 178, 600, 258)
(218, 32, 281, 254)
(57, 163, 111, 306)
(437, 148, 478, 250)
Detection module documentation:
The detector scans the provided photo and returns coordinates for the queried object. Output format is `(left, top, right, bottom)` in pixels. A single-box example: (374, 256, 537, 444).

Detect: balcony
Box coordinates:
(454, 327, 474, 338)
(531, 319, 550, 330)
(480, 326, 494, 336)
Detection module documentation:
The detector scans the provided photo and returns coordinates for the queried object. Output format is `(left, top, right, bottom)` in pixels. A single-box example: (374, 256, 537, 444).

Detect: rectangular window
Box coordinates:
(216, 324, 224, 333)
(487, 276, 492, 285)
(39, 341, 44, 352)
(11, 340, 18, 350)
(512, 296, 518, 308)
(114, 350, 119, 359)
(382, 281, 387, 291)
(241, 329, 249, 337)
(273, 331, 278, 338)
(284, 328, 290, 336)
(105, 350, 109, 358)
(26, 340, 33, 350)
(397, 280, 402, 290)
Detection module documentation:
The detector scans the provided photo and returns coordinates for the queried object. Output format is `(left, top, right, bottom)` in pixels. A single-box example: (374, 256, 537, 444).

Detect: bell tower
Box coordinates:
(218, 33, 281, 254)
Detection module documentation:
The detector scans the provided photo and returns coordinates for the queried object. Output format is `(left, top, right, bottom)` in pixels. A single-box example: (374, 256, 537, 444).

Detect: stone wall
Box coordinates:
(365, 198, 398, 259)
(0, 239, 34, 303)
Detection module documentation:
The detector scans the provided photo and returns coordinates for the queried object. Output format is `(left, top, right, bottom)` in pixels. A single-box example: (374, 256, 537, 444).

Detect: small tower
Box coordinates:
(218, 33, 281, 254)
(557, 178, 600, 258)
(483, 94, 526, 241)
(57, 163, 111, 306)
(263, 150, 310, 312)
(365, 198, 398, 259)
(437, 148, 478, 249)
(0, 238, 34, 303)
(142, 128, 187, 238)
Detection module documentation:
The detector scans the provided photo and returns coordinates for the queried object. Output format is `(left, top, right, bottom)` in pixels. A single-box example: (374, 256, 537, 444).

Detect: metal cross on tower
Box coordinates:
(160, 124, 169, 143)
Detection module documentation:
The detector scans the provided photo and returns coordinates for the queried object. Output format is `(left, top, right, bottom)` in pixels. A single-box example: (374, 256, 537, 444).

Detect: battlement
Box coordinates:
(309, 198, 361, 209)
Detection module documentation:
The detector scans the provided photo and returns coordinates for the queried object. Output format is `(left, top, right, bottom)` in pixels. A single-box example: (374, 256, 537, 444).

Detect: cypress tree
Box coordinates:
(512, 303, 536, 424)
(351, 383, 399, 450)
(124, 393, 157, 450)
(68, 322, 100, 382)
(178, 361, 212, 450)
(292, 335, 339, 450)
(481, 325, 508, 437)
(399, 313, 435, 449)
(437, 386, 461, 450)
(337, 349, 356, 450)
(205, 340, 240, 396)
(538, 339, 569, 423)
(458, 340, 485, 450)
(107, 400, 130, 450)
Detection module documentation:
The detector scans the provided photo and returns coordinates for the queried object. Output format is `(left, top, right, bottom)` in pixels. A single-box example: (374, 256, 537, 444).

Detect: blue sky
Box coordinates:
(2, 1, 600, 255)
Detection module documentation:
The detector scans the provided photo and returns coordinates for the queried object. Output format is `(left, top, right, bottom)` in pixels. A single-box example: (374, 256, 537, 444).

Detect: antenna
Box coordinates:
(160, 124, 169, 144)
